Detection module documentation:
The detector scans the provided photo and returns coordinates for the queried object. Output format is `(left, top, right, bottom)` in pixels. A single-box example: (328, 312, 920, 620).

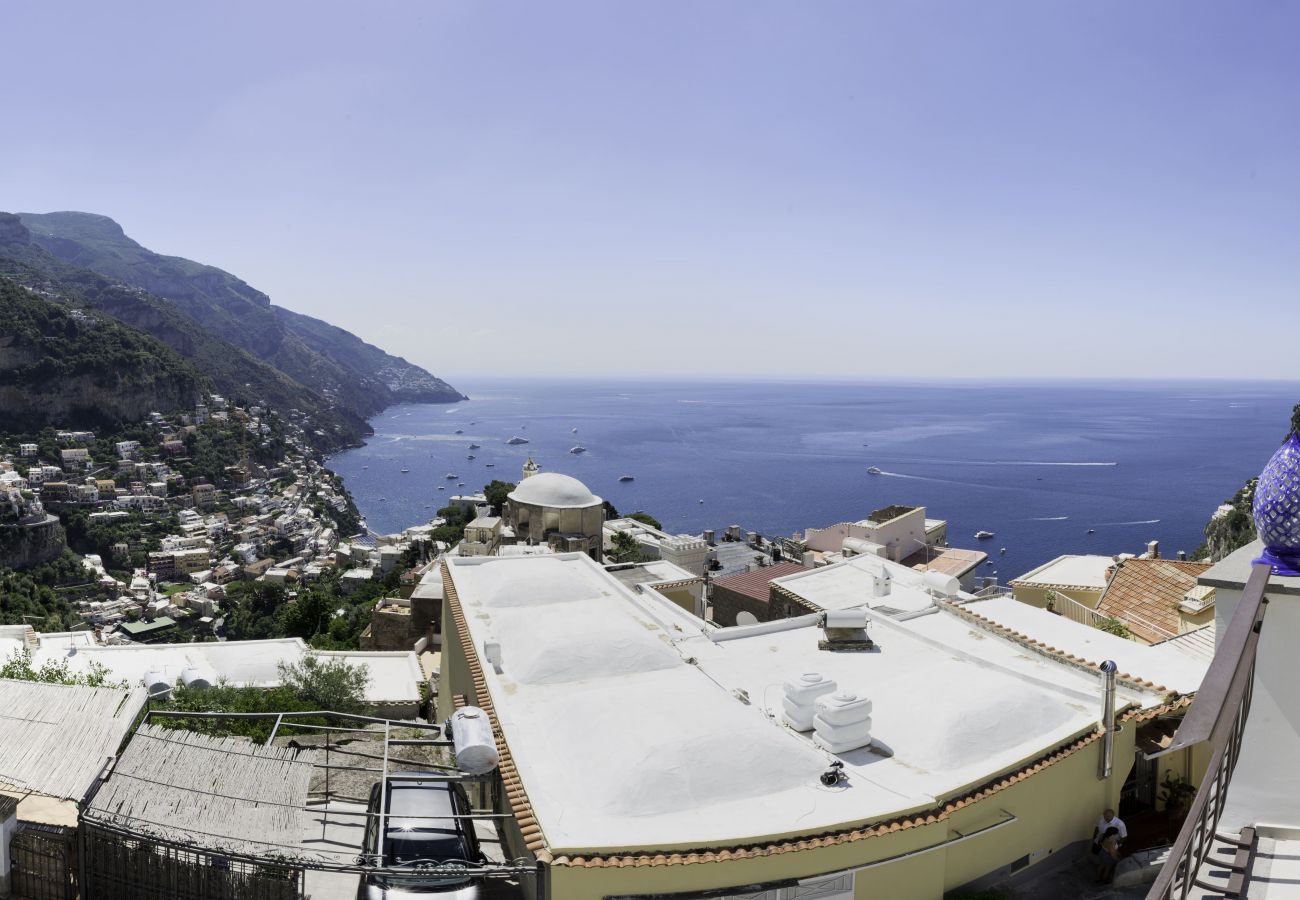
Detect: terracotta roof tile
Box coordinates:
(1095, 559, 1212, 644)
(710, 562, 809, 603)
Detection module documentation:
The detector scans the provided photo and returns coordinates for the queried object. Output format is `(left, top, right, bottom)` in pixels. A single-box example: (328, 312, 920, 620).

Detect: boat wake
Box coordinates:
(1095, 519, 1161, 526)
(1030, 516, 1069, 521)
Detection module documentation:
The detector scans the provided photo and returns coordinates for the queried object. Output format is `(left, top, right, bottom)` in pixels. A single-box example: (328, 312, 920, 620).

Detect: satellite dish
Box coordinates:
(736, 611, 759, 626)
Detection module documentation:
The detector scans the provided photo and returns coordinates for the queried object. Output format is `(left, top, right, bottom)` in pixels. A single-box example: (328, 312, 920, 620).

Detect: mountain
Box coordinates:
(0, 214, 369, 447)
(17, 211, 464, 417)
(0, 274, 203, 429)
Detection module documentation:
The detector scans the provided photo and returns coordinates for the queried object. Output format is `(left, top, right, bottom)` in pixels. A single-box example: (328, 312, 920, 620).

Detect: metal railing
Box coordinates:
(1046, 589, 1105, 627)
(1145, 561, 1271, 900)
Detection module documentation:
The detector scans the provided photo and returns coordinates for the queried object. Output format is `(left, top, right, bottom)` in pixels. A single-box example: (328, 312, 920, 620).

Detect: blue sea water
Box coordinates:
(328, 379, 1298, 578)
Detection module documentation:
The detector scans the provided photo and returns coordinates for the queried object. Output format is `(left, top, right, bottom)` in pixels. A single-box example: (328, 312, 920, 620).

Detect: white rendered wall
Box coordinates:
(1219, 580, 1300, 832)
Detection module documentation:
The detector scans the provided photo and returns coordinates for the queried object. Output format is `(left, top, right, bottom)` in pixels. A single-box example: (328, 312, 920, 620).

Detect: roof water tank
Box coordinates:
(179, 666, 213, 690)
(922, 571, 960, 598)
(142, 669, 173, 698)
(449, 707, 499, 775)
(824, 609, 868, 630)
(814, 691, 873, 726)
(782, 671, 837, 706)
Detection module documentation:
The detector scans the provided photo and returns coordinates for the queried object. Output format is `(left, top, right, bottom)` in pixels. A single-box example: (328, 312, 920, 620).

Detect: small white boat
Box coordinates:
(975, 530, 995, 540)
(457, 482, 465, 487)
(468, 443, 481, 449)
(400, 468, 410, 473)
(437, 486, 445, 491)
(618, 475, 634, 482)
(445, 473, 458, 479)
(569, 446, 587, 454)
(699, 499, 704, 504)
(571, 427, 578, 433)
(999, 547, 1007, 555)
(506, 436, 529, 445)
(866, 466, 883, 475)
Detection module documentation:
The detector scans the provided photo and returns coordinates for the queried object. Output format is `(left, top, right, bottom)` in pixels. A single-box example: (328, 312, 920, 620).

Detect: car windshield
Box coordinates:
(384, 831, 469, 867)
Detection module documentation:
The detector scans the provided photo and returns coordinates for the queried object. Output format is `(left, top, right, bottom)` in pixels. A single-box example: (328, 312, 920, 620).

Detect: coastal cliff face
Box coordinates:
(0, 214, 369, 448)
(1199, 406, 1300, 562)
(0, 274, 204, 430)
(0, 516, 67, 571)
(18, 211, 465, 415)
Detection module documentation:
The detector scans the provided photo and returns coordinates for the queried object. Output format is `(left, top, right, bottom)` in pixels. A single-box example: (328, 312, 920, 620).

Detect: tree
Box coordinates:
(277, 653, 369, 714)
(483, 480, 516, 514)
(0, 647, 127, 688)
(626, 511, 663, 530)
(609, 531, 642, 563)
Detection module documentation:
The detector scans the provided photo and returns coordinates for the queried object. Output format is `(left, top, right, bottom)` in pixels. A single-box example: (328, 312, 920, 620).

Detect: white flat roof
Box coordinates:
(19, 638, 424, 703)
(445, 553, 1170, 856)
(955, 597, 1208, 695)
(770, 555, 952, 613)
(1012, 554, 1115, 589)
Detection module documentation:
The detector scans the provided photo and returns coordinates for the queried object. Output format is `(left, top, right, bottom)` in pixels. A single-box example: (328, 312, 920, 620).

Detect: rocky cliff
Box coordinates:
(1199, 406, 1300, 562)
(18, 211, 465, 416)
(0, 215, 370, 448)
(0, 274, 204, 430)
(0, 516, 66, 571)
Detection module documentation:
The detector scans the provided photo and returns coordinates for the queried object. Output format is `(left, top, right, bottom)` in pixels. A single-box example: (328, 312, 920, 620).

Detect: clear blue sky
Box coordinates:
(4, 2, 1298, 380)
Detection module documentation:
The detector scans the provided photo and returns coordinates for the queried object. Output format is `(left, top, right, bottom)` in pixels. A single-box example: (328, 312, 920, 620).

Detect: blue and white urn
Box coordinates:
(1253, 432, 1300, 576)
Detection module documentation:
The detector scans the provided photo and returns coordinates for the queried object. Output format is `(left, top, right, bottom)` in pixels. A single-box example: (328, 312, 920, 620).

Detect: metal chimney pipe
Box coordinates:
(1098, 660, 1118, 779)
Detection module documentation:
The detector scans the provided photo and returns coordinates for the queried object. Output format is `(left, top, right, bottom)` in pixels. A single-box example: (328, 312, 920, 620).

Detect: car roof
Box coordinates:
(384, 776, 461, 832)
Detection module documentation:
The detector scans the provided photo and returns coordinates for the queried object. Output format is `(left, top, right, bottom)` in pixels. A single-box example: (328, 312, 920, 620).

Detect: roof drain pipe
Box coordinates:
(1098, 660, 1118, 779)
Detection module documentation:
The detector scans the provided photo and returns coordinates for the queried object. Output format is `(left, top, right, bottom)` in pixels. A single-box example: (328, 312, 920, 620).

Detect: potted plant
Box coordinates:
(1158, 771, 1197, 821)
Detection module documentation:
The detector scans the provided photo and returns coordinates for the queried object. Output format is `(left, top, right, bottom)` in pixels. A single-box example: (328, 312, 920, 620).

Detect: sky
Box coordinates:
(3, 2, 1299, 382)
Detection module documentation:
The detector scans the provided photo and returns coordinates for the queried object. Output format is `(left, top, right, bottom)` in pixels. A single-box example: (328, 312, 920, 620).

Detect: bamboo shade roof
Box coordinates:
(0, 678, 147, 801)
(85, 724, 318, 856)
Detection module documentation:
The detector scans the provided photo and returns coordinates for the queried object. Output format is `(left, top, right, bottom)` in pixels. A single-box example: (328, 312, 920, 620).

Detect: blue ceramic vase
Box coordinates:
(1253, 432, 1300, 576)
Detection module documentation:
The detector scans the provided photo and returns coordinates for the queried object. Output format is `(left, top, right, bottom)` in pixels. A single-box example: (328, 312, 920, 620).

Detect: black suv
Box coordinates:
(357, 774, 486, 898)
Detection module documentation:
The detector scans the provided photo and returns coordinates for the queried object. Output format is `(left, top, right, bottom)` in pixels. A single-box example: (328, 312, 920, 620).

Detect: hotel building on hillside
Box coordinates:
(437, 550, 1211, 899)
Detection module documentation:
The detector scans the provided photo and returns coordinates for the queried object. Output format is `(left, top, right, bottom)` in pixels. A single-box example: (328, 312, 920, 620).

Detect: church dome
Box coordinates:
(508, 472, 602, 509)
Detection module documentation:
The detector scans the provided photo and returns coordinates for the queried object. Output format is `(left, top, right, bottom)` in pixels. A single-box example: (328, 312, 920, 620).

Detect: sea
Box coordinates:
(327, 379, 1298, 579)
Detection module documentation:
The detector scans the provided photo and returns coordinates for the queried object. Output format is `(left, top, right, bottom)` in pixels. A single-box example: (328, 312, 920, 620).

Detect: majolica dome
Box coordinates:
(1252, 432, 1300, 576)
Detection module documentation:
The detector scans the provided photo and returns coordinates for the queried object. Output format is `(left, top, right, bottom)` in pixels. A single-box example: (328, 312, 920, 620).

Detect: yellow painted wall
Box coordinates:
(543, 731, 1129, 900)
(1012, 584, 1105, 611)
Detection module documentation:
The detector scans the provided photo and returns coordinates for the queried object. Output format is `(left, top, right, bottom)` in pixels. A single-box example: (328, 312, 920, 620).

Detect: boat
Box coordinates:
(437, 486, 445, 491)
(618, 475, 634, 482)
(975, 530, 995, 539)
(454, 429, 463, 434)
(866, 466, 883, 475)
(400, 468, 410, 473)
(569, 446, 587, 454)
(468, 443, 481, 449)
(362, 465, 368, 469)
(485, 464, 494, 468)
(699, 499, 704, 504)
(445, 473, 458, 479)
(506, 436, 529, 445)
(571, 427, 578, 433)
(999, 547, 1007, 555)
(467, 454, 476, 460)
(457, 482, 465, 487)
(1088, 528, 1096, 534)
(379, 497, 387, 502)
